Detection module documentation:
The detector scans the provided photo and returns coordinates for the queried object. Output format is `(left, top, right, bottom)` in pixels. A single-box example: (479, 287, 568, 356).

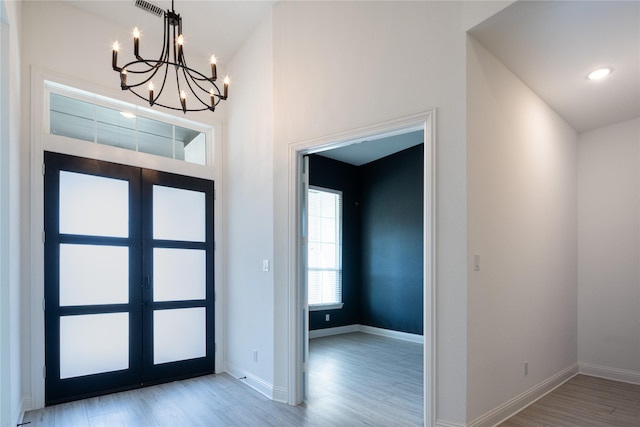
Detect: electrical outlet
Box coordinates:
(325, 314, 330, 322)
(524, 361, 528, 376)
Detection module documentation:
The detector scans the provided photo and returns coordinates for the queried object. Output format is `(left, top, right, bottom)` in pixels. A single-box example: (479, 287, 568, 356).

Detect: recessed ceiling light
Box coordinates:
(120, 111, 136, 119)
(587, 68, 613, 81)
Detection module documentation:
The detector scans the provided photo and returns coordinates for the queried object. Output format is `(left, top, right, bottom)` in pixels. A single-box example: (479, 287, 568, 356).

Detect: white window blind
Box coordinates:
(307, 187, 342, 306)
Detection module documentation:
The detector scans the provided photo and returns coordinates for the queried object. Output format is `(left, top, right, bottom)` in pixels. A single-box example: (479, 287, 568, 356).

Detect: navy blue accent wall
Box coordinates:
(308, 144, 423, 334)
(308, 155, 361, 330)
(359, 145, 424, 334)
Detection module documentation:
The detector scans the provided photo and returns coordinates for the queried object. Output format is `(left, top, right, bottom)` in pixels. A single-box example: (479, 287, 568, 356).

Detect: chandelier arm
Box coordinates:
(172, 23, 180, 69)
(181, 63, 222, 97)
(179, 54, 221, 101)
(120, 60, 163, 77)
(160, 10, 169, 61)
(180, 52, 214, 84)
(152, 56, 172, 105)
(183, 64, 219, 88)
(180, 66, 210, 109)
(126, 89, 210, 112)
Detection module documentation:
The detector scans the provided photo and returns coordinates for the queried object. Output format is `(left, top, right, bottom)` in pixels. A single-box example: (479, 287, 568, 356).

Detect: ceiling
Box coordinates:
(469, 1, 639, 133)
(66, 0, 274, 66)
(317, 131, 424, 167)
(61, 0, 639, 164)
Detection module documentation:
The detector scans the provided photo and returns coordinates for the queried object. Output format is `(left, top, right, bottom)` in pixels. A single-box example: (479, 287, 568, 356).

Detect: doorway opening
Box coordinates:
(289, 111, 436, 426)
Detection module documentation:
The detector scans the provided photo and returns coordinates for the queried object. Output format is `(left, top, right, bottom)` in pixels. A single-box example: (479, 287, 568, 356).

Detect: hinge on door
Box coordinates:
(214, 189, 216, 201)
(43, 366, 46, 379)
(42, 230, 45, 244)
(214, 343, 217, 353)
(42, 298, 45, 312)
(42, 163, 45, 176)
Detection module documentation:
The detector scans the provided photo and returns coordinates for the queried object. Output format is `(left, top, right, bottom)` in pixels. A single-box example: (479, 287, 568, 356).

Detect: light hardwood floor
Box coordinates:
(23, 332, 424, 426)
(25, 334, 640, 426)
(499, 374, 640, 427)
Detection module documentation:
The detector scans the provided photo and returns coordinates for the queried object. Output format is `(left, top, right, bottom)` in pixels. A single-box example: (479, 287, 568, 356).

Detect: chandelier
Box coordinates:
(111, 0, 229, 113)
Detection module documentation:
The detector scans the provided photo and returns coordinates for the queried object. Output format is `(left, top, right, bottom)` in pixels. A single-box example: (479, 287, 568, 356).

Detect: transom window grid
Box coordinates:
(45, 82, 209, 166)
(307, 187, 343, 306)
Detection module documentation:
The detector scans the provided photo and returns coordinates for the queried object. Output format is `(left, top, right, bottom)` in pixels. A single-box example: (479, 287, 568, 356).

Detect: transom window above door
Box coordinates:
(44, 81, 211, 167)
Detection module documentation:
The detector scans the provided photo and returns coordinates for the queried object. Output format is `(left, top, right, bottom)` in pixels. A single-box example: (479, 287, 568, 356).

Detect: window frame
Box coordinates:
(307, 185, 344, 311)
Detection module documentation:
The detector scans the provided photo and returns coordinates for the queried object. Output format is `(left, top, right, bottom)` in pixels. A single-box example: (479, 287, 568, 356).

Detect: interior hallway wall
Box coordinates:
(466, 37, 578, 422)
(1, 0, 23, 425)
(224, 10, 276, 395)
(272, 1, 475, 423)
(578, 117, 640, 381)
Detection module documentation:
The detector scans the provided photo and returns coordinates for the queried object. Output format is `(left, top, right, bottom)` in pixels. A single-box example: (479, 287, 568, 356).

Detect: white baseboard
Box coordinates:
(309, 324, 423, 344)
(272, 385, 288, 404)
(309, 324, 359, 339)
(436, 420, 466, 427)
(358, 324, 424, 344)
(579, 362, 640, 385)
(467, 363, 578, 427)
(16, 395, 30, 427)
(225, 363, 278, 401)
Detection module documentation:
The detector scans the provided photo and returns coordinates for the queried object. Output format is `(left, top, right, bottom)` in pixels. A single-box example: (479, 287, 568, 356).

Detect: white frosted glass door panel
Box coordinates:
(60, 244, 129, 306)
(153, 308, 206, 365)
(153, 186, 205, 242)
(153, 248, 205, 302)
(60, 313, 129, 379)
(59, 171, 129, 238)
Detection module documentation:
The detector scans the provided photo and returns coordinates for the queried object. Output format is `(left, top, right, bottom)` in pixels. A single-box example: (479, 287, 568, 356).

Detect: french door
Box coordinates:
(44, 152, 214, 405)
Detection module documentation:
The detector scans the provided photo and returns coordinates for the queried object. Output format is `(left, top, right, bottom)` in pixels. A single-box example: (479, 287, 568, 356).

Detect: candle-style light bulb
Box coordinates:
(133, 27, 140, 57)
(209, 88, 215, 110)
(148, 81, 154, 106)
(210, 55, 217, 81)
(112, 41, 120, 69)
(223, 76, 230, 99)
(180, 90, 187, 113)
(177, 34, 184, 60)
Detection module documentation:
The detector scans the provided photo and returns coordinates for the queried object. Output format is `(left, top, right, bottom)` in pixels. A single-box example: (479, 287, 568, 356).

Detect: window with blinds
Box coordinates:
(307, 187, 343, 307)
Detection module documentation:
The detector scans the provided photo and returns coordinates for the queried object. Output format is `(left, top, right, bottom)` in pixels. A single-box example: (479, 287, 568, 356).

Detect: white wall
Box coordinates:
(466, 37, 578, 423)
(578, 117, 640, 382)
(271, 1, 474, 423)
(224, 11, 276, 396)
(1, 0, 23, 425)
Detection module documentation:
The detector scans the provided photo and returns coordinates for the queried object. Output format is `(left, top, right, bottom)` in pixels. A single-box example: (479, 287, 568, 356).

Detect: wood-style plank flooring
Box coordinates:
(499, 374, 640, 427)
(22, 332, 424, 426)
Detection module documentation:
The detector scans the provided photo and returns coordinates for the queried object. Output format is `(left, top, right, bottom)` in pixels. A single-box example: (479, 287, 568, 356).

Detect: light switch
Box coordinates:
(262, 259, 270, 272)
